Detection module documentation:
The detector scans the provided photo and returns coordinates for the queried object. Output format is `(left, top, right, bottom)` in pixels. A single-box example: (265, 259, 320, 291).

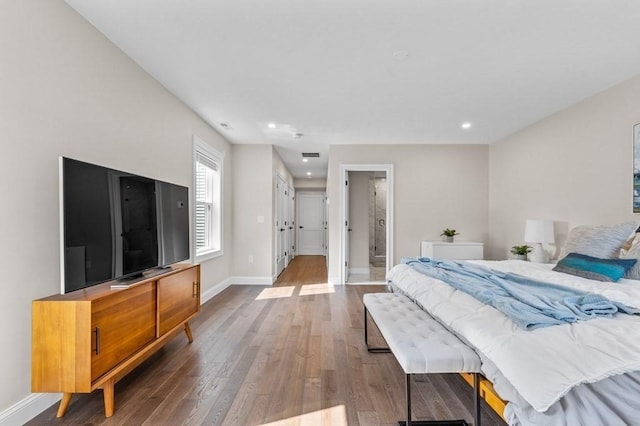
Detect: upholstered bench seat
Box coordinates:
(363, 292, 482, 426)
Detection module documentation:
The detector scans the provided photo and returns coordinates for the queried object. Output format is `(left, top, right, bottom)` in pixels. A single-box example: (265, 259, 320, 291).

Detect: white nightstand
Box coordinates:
(420, 241, 484, 260)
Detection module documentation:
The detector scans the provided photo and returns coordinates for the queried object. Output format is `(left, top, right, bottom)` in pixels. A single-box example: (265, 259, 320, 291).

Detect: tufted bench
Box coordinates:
(363, 292, 482, 426)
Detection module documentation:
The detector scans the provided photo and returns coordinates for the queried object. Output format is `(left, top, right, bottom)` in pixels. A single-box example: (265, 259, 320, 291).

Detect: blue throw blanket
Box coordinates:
(403, 257, 640, 330)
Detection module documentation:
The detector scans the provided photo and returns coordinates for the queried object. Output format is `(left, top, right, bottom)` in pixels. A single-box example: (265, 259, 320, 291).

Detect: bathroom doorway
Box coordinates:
(340, 164, 393, 284)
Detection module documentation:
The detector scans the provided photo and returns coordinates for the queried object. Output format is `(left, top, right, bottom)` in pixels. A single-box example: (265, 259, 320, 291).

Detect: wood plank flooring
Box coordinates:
(28, 256, 505, 425)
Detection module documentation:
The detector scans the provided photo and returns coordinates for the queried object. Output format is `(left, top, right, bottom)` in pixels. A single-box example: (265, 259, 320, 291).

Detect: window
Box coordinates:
(193, 137, 223, 261)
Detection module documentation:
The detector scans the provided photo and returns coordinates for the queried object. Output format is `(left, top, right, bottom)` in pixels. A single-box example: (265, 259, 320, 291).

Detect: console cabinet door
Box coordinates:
(157, 267, 199, 336)
(91, 283, 156, 382)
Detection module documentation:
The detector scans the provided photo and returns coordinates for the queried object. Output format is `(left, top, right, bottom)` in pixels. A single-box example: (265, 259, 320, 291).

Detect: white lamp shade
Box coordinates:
(524, 219, 555, 244)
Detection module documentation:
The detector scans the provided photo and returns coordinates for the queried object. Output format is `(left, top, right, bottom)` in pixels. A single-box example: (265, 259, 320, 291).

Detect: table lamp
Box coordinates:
(524, 219, 555, 263)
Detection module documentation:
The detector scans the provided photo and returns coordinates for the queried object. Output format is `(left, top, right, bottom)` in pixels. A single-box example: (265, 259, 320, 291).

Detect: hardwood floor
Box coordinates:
(28, 256, 505, 425)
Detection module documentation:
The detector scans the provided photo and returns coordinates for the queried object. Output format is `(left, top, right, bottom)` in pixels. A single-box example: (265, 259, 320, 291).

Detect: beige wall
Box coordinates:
(489, 75, 640, 260)
(0, 0, 233, 416)
(231, 146, 293, 281)
(348, 172, 371, 270)
(327, 145, 489, 283)
(294, 178, 327, 189)
(232, 145, 273, 279)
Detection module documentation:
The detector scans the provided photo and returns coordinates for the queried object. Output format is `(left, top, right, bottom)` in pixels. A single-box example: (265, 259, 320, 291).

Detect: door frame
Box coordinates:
(340, 164, 394, 285)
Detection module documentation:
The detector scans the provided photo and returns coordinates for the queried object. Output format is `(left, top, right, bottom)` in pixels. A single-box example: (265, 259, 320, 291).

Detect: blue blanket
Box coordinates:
(402, 257, 640, 330)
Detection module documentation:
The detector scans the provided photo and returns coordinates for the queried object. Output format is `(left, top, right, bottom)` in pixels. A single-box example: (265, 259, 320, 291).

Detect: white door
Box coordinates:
(287, 186, 295, 263)
(283, 185, 290, 268)
(297, 192, 325, 255)
(275, 175, 287, 276)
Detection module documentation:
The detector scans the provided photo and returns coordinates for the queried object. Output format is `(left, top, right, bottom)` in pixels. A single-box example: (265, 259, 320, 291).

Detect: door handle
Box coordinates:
(299, 226, 304, 229)
(348, 228, 353, 232)
(93, 327, 101, 355)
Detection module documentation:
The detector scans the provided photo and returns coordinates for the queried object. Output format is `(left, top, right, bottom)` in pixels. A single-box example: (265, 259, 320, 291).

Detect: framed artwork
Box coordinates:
(634, 123, 640, 212)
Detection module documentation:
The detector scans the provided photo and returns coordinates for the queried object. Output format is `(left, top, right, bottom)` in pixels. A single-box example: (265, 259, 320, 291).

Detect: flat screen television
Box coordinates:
(60, 157, 190, 293)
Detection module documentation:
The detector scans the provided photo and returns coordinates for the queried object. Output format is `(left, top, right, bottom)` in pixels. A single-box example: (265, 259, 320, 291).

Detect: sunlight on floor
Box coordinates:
(255, 286, 295, 300)
(259, 405, 348, 426)
(299, 283, 335, 296)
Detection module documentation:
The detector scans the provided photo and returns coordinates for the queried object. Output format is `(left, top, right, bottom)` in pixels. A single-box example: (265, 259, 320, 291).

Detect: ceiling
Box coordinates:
(65, 0, 640, 179)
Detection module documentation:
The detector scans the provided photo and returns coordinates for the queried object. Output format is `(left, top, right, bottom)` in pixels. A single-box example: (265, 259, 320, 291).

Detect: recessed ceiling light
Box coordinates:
(306, 172, 312, 176)
(461, 122, 472, 130)
(267, 123, 276, 129)
(302, 158, 309, 163)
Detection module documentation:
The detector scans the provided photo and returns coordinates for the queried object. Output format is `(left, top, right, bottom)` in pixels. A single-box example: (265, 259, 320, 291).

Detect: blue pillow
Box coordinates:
(553, 253, 637, 282)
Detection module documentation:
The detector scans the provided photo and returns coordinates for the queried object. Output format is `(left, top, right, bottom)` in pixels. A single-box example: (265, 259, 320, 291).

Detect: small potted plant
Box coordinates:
(511, 244, 532, 260)
(440, 228, 459, 243)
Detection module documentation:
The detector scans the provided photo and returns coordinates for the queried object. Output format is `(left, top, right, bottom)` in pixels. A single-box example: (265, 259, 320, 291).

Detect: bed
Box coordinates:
(386, 221, 640, 426)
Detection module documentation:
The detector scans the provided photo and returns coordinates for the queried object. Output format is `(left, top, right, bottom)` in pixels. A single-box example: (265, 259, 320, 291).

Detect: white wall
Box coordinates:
(348, 172, 370, 270)
(489, 75, 640, 260)
(0, 0, 232, 418)
(327, 145, 489, 283)
(230, 146, 294, 282)
(232, 145, 273, 281)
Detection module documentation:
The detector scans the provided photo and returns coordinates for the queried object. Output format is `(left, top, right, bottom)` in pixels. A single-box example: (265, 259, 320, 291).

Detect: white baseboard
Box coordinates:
(200, 277, 232, 304)
(349, 267, 370, 275)
(0, 392, 61, 426)
(228, 276, 274, 285)
(328, 275, 342, 285)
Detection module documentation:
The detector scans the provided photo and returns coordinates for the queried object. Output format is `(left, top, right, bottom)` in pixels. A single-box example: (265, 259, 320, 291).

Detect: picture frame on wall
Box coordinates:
(634, 123, 640, 213)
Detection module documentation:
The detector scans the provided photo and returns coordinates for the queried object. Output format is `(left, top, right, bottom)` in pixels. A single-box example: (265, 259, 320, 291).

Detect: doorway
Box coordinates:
(340, 164, 393, 284)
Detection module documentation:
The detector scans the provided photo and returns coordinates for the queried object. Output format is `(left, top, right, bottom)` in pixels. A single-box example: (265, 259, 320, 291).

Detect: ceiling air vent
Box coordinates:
(302, 152, 320, 158)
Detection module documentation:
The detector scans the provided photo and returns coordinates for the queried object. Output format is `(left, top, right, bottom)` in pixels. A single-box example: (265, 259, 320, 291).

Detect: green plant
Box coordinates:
(511, 244, 532, 255)
(440, 228, 459, 237)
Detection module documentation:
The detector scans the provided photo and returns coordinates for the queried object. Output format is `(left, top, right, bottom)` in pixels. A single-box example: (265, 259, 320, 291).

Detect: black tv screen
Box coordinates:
(61, 157, 190, 293)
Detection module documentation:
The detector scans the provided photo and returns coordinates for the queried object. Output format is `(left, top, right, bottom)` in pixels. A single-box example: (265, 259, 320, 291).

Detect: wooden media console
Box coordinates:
(31, 263, 200, 418)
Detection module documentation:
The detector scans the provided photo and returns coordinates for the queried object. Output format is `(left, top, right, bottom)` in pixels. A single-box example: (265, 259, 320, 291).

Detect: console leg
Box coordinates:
(103, 379, 115, 417)
(184, 322, 194, 343)
(56, 392, 73, 418)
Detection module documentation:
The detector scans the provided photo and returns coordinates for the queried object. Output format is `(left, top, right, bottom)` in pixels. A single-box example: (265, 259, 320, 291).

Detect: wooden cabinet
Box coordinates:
(32, 264, 200, 418)
(91, 283, 156, 381)
(158, 267, 199, 336)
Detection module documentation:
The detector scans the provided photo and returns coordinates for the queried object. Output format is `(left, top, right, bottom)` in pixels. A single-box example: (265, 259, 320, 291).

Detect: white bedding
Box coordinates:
(387, 260, 640, 413)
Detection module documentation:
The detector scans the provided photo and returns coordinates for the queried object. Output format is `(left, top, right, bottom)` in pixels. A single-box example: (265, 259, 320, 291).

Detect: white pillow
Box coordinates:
(559, 221, 639, 260)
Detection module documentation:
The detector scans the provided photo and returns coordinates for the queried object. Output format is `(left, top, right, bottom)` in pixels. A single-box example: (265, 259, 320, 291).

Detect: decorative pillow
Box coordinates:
(553, 253, 637, 282)
(619, 233, 640, 279)
(558, 221, 639, 260)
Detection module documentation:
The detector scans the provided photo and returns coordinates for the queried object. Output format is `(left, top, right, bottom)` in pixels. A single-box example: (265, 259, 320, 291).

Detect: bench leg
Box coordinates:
(406, 373, 412, 426)
(398, 373, 476, 426)
(474, 373, 481, 426)
(364, 306, 390, 353)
